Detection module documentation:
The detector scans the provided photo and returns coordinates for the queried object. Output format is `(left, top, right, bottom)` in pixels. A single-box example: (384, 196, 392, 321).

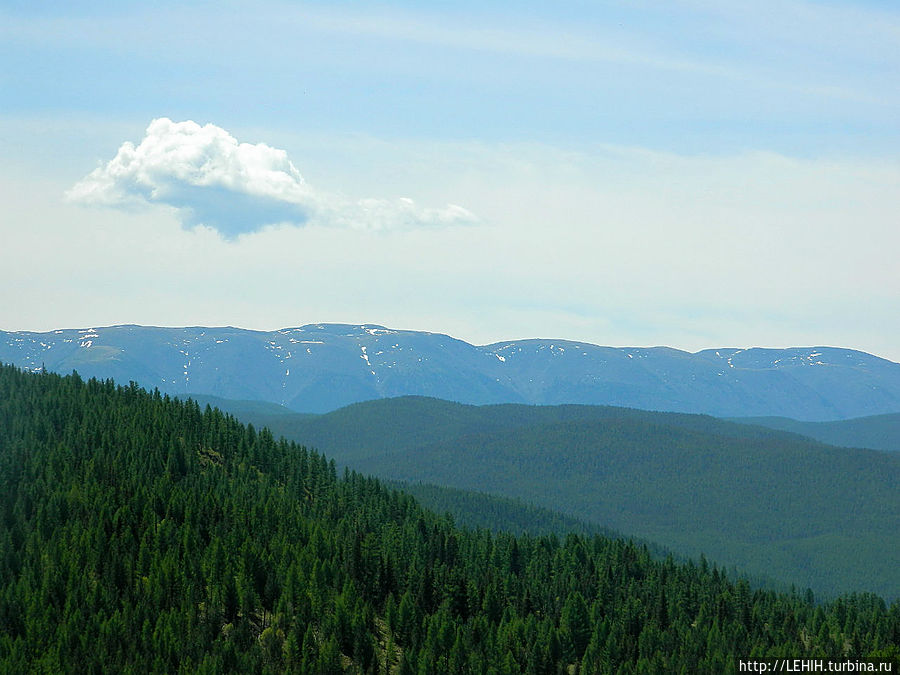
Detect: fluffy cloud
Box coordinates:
(67, 118, 476, 238)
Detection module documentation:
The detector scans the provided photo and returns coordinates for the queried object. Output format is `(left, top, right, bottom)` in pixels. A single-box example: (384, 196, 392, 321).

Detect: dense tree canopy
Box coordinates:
(244, 395, 900, 599)
(0, 365, 897, 672)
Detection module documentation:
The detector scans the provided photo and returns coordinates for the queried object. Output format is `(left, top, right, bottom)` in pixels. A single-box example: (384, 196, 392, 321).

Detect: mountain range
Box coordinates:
(3, 323, 900, 420)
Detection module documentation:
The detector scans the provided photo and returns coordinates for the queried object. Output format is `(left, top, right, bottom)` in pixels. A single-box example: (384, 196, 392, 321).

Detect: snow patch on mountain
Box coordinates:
(1, 325, 899, 419)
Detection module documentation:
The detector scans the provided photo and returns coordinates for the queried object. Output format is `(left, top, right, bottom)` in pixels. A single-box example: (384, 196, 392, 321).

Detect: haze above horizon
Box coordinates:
(2, 1, 898, 361)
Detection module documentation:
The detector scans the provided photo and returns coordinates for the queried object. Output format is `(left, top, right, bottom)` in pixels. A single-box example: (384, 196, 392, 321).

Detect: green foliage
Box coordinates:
(390, 481, 634, 542)
(0, 366, 898, 673)
(242, 396, 900, 598)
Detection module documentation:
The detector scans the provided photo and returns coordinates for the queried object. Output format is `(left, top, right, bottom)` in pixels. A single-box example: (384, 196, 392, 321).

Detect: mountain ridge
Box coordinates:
(3, 323, 900, 420)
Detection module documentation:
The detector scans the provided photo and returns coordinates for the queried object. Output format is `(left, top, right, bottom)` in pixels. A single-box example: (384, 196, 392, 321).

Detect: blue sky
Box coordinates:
(2, 1, 899, 360)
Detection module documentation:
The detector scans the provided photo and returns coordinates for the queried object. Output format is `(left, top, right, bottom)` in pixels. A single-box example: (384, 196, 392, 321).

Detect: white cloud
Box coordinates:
(7, 115, 898, 362)
(66, 118, 476, 238)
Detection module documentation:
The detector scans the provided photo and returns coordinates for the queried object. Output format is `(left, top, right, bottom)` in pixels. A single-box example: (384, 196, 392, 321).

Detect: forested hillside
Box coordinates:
(1, 365, 898, 673)
(236, 396, 800, 466)
(228, 396, 900, 599)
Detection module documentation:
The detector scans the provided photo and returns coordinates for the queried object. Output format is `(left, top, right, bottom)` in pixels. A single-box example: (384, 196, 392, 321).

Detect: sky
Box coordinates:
(2, 1, 899, 360)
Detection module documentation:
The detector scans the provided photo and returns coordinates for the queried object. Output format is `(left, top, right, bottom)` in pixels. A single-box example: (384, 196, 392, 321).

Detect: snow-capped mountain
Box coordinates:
(2, 323, 899, 420)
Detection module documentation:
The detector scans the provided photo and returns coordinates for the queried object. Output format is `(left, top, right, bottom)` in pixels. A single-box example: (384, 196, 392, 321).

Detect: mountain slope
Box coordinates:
(235, 396, 900, 599)
(6, 366, 900, 671)
(3, 323, 900, 419)
(361, 419, 900, 599)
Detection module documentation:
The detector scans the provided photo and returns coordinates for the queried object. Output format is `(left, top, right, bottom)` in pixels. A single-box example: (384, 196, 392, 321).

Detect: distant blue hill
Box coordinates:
(731, 412, 900, 452)
(3, 323, 900, 420)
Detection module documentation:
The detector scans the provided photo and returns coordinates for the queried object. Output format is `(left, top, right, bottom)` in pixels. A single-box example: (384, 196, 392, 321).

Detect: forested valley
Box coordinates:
(1, 364, 898, 673)
(227, 396, 900, 599)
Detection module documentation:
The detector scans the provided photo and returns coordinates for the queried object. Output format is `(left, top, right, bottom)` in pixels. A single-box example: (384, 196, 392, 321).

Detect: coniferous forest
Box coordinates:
(1, 364, 898, 673)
